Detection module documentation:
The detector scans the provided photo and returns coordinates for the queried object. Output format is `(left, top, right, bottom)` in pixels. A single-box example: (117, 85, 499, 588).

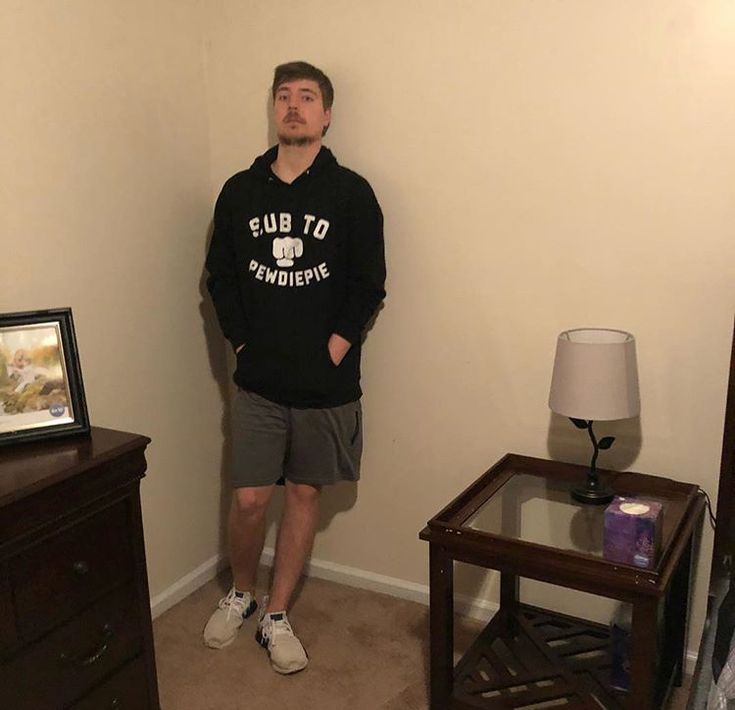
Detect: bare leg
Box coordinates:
(267, 481, 321, 612)
(229, 484, 275, 593)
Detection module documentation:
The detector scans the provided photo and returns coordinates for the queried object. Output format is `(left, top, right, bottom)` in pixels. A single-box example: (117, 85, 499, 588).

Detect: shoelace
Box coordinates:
(262, 613, 294, 645)
(218, 589, 250, 620)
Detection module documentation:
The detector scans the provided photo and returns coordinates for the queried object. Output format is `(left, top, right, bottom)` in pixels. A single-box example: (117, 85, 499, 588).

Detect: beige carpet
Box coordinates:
(153, 572, 692, 709)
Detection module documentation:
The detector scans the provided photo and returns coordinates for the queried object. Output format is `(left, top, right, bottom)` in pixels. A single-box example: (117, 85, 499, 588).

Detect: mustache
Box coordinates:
(285, 113, 306, 123)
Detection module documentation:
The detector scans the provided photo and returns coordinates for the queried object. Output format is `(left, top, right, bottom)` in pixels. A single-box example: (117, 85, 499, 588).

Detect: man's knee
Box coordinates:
(285, 481, 321, 506)
(232, 485, 273, 518)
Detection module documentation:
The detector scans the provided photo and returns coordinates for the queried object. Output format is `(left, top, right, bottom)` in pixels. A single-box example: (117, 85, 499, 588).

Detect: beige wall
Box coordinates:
(205, 0, 735, 637)
(3, 0, 734, 653)
(1, 1, 225, 594)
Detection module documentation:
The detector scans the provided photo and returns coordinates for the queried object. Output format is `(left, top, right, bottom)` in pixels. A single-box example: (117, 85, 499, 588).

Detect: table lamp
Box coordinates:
(548, 328, 640, 504)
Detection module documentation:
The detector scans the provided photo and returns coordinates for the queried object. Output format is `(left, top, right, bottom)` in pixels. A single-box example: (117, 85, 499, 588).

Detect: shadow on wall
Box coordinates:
(198, 219, 233, 556)
(267, 92, 276, 147)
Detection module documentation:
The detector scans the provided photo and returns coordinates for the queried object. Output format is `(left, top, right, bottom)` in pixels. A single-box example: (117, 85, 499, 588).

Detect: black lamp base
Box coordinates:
(571, 485, 614, 505)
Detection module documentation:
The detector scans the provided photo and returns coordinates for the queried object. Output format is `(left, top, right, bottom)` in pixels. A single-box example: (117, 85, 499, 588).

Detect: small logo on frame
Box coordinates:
(49, 403, 66, 417)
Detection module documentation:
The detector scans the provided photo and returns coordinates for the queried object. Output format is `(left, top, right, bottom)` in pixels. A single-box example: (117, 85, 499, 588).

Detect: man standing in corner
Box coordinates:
(203, 61, 386, 674)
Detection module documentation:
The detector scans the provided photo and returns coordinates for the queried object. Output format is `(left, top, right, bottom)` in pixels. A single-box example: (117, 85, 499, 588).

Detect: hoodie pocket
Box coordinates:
(293, 343, 338, 398)
(235, 342, 274, 390)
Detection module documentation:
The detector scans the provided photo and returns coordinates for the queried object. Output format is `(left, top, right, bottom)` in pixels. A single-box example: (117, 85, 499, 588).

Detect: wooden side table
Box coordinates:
(419, 454, 705, 710)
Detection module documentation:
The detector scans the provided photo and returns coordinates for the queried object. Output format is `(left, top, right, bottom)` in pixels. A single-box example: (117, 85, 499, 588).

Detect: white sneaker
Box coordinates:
(256, 608, 308, 674)
(203, 587, 257, 649)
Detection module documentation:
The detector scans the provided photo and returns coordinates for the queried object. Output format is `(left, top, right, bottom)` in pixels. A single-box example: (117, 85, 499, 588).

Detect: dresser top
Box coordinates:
(0, 427, 150, 507)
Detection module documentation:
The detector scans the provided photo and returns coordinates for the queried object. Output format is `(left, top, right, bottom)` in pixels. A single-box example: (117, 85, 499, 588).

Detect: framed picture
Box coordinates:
(0, 308, 90, 446)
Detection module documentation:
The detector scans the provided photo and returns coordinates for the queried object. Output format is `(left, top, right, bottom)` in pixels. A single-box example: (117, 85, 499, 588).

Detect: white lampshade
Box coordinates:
(549, 328, 640, 421)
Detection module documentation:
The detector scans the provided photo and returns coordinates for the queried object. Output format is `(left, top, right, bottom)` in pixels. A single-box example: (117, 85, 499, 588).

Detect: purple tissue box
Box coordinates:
(603, 496, 663, 569)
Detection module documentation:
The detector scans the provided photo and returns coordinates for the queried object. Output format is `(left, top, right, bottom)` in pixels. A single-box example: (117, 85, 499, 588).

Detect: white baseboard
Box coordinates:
(150, 548, 698, 673)
(259, 546, 500, 623)
(150, 547, 497, 622)
(150, 553, 227, 619)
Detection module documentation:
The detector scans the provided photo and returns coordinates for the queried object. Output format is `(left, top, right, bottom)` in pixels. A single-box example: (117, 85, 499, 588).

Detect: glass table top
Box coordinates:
(462, 472, 674, 560)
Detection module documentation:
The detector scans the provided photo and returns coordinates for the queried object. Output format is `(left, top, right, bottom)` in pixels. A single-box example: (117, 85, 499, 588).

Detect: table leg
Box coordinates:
(500, 572, 519, 632)
(629, 596, 659, 709)
(500, 572, 518, 609)
(668, 535, 693, 687)
(429, 544, 454, 710)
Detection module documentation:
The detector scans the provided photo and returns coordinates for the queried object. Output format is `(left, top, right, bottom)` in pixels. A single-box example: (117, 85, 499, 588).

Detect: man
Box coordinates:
(203, 61, 386, 674)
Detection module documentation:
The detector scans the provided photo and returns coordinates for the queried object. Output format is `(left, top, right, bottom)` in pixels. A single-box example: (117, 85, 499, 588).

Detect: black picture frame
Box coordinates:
(0, 308, 90, 446)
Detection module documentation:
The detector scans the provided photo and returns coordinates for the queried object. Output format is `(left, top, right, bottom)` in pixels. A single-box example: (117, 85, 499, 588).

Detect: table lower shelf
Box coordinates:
(453, 604, 640, 710)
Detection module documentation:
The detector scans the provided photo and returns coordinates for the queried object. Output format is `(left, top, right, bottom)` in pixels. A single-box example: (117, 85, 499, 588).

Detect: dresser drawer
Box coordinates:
(70, 655, 151, 710)
(9, 499, 133, 641)
(0, 583, 142, 710)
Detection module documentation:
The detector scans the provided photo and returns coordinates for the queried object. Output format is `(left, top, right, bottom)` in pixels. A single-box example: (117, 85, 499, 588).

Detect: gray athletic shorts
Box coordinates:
(231, 389, 363, 488)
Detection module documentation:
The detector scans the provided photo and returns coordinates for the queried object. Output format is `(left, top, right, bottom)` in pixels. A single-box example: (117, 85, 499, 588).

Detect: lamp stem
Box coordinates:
(587, 420, 599, 488)
(568, 418, 613, 504)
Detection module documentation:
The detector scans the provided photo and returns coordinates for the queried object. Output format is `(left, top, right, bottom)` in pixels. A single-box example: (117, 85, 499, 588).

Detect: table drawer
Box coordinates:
(71, 655, 151, 710)
(0, 583, 142, 710)
(9, 499, 133, 640)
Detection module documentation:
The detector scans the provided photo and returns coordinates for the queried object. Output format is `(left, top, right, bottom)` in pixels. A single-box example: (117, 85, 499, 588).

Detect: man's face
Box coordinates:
(273, 79, 331, 147)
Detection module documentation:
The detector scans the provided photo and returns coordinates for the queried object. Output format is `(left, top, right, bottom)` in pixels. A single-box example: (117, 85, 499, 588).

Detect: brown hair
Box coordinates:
(272, 61, 334, 110)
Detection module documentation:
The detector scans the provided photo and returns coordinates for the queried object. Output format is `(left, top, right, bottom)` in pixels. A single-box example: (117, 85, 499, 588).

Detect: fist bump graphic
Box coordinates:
(272, 237, 304, 267)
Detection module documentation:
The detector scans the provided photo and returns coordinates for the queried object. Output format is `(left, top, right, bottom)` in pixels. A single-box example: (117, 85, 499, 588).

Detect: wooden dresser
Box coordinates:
(0, 427, 159, 709)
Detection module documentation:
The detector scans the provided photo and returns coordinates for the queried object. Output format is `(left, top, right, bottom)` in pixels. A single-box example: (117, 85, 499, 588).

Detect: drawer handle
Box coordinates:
(73, 560, 90, 576)
(59, 623, 114, 667)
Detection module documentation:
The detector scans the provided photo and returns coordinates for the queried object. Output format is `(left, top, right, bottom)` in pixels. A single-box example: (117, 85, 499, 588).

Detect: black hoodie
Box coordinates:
(205, 146, 386, 408)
